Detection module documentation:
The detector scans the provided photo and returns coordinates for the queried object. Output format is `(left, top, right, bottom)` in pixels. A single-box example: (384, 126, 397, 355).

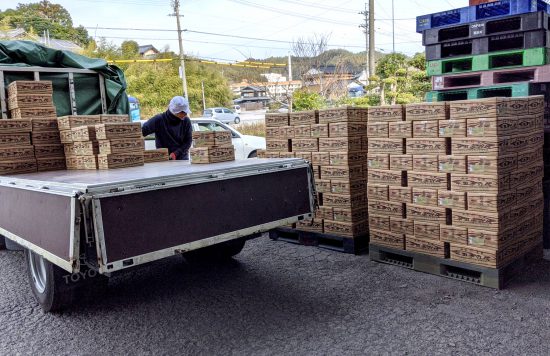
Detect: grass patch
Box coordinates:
(235, 122, 266, 137)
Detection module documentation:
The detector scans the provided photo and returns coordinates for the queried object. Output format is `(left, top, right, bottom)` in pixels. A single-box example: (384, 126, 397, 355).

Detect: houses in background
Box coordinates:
(139, 44, 159, 58)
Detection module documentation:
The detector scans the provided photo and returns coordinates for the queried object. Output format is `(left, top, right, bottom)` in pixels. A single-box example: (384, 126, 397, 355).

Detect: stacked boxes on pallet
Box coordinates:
(60, 115, 102, 170)
(190, 130, 235, 164)
(369, 97, 544, 268)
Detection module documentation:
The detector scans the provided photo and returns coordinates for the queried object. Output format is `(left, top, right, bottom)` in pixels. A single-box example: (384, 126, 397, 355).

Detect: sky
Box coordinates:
(2, 0, 469, 62)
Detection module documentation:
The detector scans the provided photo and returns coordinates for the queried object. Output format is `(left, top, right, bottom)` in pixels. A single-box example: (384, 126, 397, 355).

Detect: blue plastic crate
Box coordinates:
(417, 0, 550, 33)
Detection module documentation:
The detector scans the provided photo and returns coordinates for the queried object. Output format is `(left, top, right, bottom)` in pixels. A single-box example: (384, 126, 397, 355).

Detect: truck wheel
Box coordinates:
(184, 239, 246, 263)
(0, 236, 5, 250)
(25, 249, 74, 313)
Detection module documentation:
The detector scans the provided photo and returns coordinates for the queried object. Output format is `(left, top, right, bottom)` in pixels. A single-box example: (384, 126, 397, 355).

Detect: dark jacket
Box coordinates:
(142, 110, 193, 160)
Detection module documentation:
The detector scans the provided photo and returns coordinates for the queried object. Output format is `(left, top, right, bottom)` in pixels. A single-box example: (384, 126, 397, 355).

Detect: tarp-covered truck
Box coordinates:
(0, 41, 315, 312)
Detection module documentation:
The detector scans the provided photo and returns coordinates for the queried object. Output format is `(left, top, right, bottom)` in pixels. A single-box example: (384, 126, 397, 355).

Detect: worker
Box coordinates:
(142, 96, 193, 160)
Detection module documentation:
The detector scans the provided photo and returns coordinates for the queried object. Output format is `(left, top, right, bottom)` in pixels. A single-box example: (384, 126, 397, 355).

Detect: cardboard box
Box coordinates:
(31, 131, 60, 145)
(290, 111, 317, 126)
(466, 191, 516, 213)
(367, 183, 389, 201)
(367, 122, 389, 138)
(312, 152, 330, 165)
(366, 154, 390, 170)
(94, 123, 142, 140)
(71, 126, 96, 142)
(370, 229, 405, 249)
(361, 136, 369, 151)
(412, 188, 438, 206)
(143, 148, 170, 163)
(97, 153, 145, 169)
(440, 225, 468, 244)
(7, 93, 52, 110)
(450, 173, 506, 192)
(59, 130, 73, 144)
(279, 152, 295, 159)
(388, 121, 412, 138)
(367, 105, 404, 122)
(406, 138, 447, 155)
(65, 155, 98, 170)
(389, 186, 412, 203)
(368, 138, 403, 153)
(293, 125, 311, 138)
(34, 144, 64, 158)
(390, 217, 414, 235)
(294, 152, 312, 161)
(368, 200, 404, 218)
(390, 154, 413, 171)
(265, 113, 289, 127)
(190, 146, 235, 164)
(517, 149, 543, 170)
(315, 179, 331, 193)
(412, 120, 439, 138)
(467, 154, 517, 175)
(438, 155, 467, 173)
(279, 126, 295, 138)
(0, 159, 37, 175)
(324, 219, 368, 237)
(413, 221, 440, 241)
(318, 137, 362, 152)
(330, 151, 367, 166)
(192, 131, 232, 147)
(368, 169, 403, 185)
(466, 116, 539, 137)
(318, 107, 367, 124)
(332, 207, 368, 223)
(267, 139, 290, 152)
(438, 119, 466, 138)
(406, 237, 448, 258)
(310, 124, 328, 138)
(323, 193, 366, 209)
(100, 114, 130, 123)
(321, 165, 363, 180)
(57, 115, 101, 131)
(407, 171, 448, 189)
(329, 122, 367, 137)
(0, 133, 30, 147)
(406, 204, 448, 223)
(413, 155, 439, 172)
(7, 80, 52, 96)
(449, 97, 528, 119)
(31, 118, 58, 132)
(296, 218, 324, 233)
(452, 209, 506, 232)
(405, 102, 448, 121)
(451, 137, 507, 155)
(369, 214, 391, 232)
(438, 190, 466, 209)
(0, 119, 31, 133)
(11, 107, 56, 119)
(510, 165, 544, 189)
(330, 179, 367, 195)
(0, 145, 34, 161)
(316, 206, 334, 220)
(36, 157, 66, 172)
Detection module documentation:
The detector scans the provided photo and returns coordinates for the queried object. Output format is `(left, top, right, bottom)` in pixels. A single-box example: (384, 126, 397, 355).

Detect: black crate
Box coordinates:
(426, 29, 550, 61)
(423, 11, 550, 46)
(269, 227, 368, 255)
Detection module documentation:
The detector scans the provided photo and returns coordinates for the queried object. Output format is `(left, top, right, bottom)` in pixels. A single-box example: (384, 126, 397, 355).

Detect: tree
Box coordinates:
(121, 40, 139, 59)
(292, 90, 326, 111)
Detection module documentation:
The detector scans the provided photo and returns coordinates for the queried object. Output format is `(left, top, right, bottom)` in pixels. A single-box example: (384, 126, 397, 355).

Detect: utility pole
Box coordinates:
(369, 0, 375, 77)
(359, 3, 369, 80)
(288, 52, 293, 81)
(201, 81, 206, 110)
(392, 0, 395, 53)
(171, 0, 188, 99)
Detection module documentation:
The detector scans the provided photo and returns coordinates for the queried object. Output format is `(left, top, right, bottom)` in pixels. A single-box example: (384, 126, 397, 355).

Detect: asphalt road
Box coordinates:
(2, 237, 550, 355)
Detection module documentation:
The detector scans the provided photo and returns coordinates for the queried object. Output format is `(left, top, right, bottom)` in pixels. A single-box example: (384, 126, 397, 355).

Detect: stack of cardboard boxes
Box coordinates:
(190, 130, 235, 164)
(7, 81, 56, 120)
(368, 97, 544, 268)
(0, 119, 35, 174)
(95, 122, 145, 169)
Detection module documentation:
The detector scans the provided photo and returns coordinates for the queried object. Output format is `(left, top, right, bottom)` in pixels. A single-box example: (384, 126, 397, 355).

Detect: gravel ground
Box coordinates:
(2, 237, 550, 355)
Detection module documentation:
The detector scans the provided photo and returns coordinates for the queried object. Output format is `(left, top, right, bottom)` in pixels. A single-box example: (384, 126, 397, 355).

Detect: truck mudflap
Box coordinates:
(92, 164, 314, 272)
(0, 186, 80, 272)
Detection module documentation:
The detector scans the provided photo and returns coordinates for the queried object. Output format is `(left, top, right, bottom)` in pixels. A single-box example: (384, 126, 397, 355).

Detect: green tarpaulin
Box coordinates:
(0, 40, 128, 116)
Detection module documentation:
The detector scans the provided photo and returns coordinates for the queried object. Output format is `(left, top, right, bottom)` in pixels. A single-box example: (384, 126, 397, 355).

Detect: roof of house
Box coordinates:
(241, 85, 265, 92)
(139, 44, 159, 55)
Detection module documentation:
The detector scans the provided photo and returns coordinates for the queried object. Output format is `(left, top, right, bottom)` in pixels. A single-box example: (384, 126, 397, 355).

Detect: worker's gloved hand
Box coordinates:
(169, 152, 177, 160)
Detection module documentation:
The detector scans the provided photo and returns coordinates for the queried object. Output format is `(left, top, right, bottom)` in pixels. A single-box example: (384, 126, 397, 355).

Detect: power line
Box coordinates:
(275, 0, 357, 14)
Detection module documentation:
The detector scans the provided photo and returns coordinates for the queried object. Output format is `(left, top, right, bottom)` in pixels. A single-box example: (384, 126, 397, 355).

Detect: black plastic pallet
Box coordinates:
(369, 243, 542, 289)
(423, 11, 550, 45)
(426, 29, 550, 61)
(269, 227, 368, 255)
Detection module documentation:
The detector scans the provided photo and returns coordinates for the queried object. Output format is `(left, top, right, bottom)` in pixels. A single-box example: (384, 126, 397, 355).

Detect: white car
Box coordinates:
(142, 118, 266, 160)
(203, 107, 241, 124)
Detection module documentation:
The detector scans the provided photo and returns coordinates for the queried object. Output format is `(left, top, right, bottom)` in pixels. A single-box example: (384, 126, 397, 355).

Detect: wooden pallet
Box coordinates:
(369, 243, 543, 289)
(269, 226, 368, 255)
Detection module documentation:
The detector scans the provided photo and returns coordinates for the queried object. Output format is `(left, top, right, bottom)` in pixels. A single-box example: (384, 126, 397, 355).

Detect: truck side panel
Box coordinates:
(97, 167, 312, 263)
(0, 186, 74, 262)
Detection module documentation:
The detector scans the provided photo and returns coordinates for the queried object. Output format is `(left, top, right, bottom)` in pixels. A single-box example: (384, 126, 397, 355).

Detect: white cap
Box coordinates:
(168, 96, 192, 115)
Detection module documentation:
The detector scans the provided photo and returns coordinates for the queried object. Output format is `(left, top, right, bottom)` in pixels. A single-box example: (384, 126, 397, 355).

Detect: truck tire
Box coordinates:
(0, 235, 5, 250)
(25, 249, 75, 313)
(184, 239, 246, 263)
